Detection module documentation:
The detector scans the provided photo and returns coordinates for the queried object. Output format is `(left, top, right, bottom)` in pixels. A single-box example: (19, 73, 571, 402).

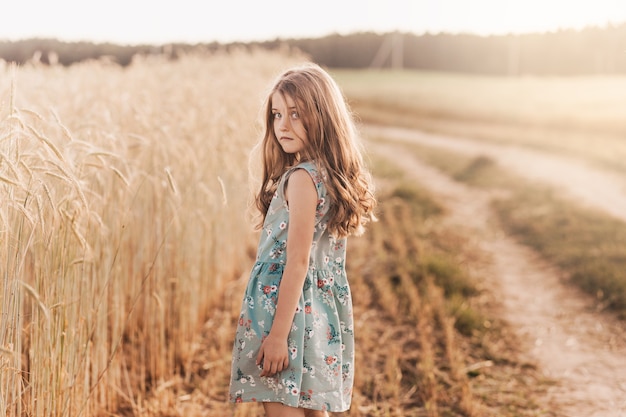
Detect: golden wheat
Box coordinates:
(0, 49, 306, 416)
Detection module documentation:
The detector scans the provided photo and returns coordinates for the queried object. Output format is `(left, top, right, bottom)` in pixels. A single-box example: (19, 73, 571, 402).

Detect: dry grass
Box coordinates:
(339, 159, 551, 417)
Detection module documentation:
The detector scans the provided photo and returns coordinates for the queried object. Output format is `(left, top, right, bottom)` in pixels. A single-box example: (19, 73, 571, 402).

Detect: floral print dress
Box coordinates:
(229, 161, 354, 412)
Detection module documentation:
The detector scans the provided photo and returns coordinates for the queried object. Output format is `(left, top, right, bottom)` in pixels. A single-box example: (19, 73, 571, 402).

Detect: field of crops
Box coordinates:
(0, 49, 310, 416)
(2, 50, 569, 417)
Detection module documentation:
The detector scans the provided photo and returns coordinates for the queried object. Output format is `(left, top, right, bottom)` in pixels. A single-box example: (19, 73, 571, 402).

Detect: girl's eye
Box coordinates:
(272, 111, 298, 120)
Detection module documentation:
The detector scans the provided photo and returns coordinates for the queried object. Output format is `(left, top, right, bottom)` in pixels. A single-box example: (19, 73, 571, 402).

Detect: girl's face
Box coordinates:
(271, 92, 308, 156)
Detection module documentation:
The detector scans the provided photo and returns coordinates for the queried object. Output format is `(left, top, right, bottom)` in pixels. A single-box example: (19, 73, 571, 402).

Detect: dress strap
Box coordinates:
(279, 161, 324, 199)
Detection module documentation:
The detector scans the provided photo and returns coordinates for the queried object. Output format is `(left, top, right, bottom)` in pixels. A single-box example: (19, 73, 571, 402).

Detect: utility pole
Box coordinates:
(391, 32, 403, 69)
(507, 35, 521, 76)
(370, 32, 404, 69)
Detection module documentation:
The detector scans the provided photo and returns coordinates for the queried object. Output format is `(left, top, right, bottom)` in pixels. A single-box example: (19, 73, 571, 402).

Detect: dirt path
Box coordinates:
(365, 125, 626, 224)
(366, 128, 626, 417)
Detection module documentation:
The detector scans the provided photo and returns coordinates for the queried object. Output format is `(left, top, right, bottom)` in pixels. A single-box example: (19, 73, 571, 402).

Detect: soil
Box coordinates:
(365, 124, 626, 417)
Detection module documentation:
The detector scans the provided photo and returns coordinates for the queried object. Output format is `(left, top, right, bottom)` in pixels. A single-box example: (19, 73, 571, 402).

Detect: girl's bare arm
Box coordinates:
(256, 169, 317, 377)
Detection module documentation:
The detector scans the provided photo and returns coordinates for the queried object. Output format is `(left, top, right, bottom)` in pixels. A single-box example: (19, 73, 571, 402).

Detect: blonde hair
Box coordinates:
(254, 62, 376, 237)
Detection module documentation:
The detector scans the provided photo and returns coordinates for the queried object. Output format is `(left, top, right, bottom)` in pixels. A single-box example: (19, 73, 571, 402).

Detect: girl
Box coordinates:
(229, 63, 376, 417)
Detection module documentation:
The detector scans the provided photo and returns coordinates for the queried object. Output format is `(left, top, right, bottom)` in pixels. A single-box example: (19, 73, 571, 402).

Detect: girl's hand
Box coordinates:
(256, 334, 290, 377)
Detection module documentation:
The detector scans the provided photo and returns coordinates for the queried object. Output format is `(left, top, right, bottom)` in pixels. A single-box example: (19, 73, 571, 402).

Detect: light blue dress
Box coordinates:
(229, 161, 354, 412)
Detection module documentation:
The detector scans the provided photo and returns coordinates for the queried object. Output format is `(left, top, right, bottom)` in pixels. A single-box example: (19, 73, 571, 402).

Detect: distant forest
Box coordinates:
(2, 24, 625, 76)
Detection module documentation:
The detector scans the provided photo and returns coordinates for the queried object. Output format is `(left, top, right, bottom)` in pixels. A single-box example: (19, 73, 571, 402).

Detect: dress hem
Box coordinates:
(230, 398, 351, 413)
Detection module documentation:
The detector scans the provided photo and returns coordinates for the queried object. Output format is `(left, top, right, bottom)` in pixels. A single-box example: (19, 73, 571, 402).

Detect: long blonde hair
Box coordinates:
(254, 62, 376, 237)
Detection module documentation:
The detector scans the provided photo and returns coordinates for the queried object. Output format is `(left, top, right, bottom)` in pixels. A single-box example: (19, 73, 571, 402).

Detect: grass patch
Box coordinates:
(494, 187, 626, 317)
(446, 293, 487, 338)
(389, 183, 444, 219)
(422, 254, 478, 299)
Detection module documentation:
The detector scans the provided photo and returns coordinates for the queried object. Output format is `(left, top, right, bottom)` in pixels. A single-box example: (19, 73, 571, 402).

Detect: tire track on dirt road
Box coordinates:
(369, 140, 626, 417)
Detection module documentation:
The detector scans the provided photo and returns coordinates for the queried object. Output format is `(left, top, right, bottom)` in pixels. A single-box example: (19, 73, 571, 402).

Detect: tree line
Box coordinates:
(2, 23, 625, 75)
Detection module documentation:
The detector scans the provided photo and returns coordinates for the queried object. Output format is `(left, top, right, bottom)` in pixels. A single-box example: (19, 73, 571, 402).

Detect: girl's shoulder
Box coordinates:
(292, 160, 317, 173)
(291, 160, 324, 182)
(282, 161, 326, 194)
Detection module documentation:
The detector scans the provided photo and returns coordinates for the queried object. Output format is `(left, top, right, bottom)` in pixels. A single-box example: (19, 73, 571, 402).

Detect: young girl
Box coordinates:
(229, 63, 376, 417)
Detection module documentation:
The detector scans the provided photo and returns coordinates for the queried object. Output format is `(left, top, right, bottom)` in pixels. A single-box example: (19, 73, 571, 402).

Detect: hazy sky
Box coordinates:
(3, 0, 626, 45)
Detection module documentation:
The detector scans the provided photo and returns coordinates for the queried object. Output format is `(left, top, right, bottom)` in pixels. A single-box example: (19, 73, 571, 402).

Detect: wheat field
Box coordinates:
(1, 50, 551, 417)
(0, 49, 309, 416)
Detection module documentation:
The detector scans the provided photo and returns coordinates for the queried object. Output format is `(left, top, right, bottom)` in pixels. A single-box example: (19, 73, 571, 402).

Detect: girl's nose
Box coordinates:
(279, 116, 290, 131)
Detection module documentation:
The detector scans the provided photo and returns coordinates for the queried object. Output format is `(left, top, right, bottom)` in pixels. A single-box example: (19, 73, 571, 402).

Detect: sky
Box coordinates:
(3, 0, 626, 45)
